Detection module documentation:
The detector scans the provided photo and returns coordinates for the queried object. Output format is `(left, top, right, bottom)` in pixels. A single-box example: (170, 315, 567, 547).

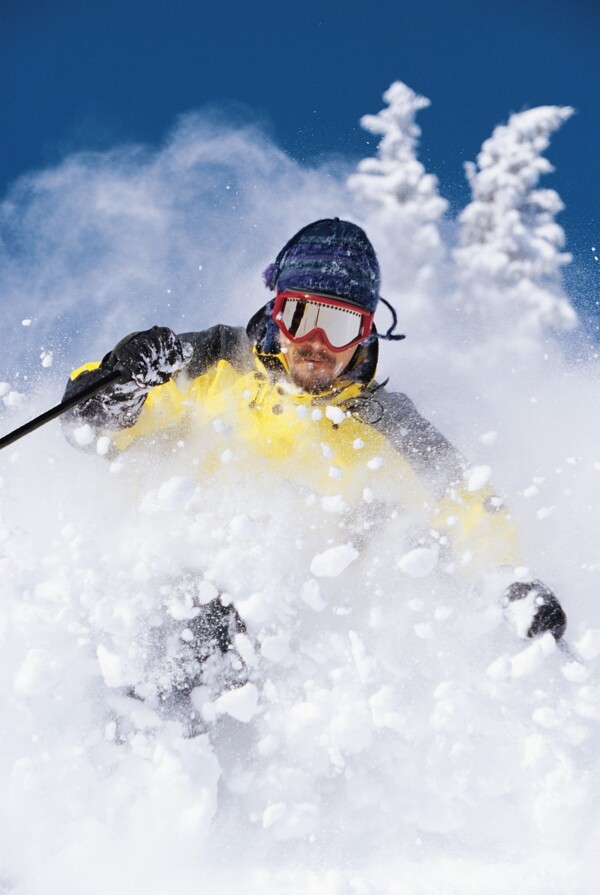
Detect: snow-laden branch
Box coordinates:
(454, 106, 577, 336)
(348, 82, 447, 290)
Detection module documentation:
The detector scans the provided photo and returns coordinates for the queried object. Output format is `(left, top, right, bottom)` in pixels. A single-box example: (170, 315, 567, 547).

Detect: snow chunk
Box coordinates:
(576, 629, 600, 661)
(260, 631, 290, 664)
(486, 656, 512, 681)
(73, 424, 96, 446)
(434, 606, 453, 622)
(3, 390, 24, 407)
(503, 588, 538, 639)
(40, 350, 53, 368)
(320, 494, 347, 514)
(397, 546, 438, 578)
(139, 476, 200, 511)
(165, 590, 200, 621)
(262, 802, 319, 840)
(197, 580, 219, 605)
(97, 644, 130, 688)
(310, 543, 359, 578)
(234, 633, 259, 668)
(489, 635, 556, 681)
(262, 801, 287, 829)
(466, 465, 491, 492)
(22, 318, 32, 326)
(479, 431, 497, 445)
(349, 630, 377, 683)
(510, 633, 556, 678)
(14, 649, 53, 695)
(96, 435, 111, 456)
(301, 578, 327, 611)
(369, 686, 403, 732)
(257, 734, 280, 756)
(325, 405, 346, 425)
(212, 682, 259, 723)
(235, 592, 271, 625)
(562, 661, 590, 683)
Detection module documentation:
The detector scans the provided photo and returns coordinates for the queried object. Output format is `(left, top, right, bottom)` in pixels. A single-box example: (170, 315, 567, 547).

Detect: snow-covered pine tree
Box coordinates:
(347, 82, 448, 300)
(454, 106, 577, 343)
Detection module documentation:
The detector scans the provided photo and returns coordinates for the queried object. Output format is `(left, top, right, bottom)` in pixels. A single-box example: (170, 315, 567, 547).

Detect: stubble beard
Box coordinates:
(288, 347, 339, 393)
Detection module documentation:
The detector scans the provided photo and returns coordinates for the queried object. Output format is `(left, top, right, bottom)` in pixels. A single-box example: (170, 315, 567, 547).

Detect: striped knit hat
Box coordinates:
(262, 218, 381, 313)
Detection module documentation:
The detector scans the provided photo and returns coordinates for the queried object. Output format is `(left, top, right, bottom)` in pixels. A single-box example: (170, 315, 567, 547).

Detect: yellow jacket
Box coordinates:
(64, 319, 521, 573)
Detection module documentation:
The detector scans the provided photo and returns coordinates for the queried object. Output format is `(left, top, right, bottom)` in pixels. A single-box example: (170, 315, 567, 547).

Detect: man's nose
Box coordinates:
(305, 329, 328, 349)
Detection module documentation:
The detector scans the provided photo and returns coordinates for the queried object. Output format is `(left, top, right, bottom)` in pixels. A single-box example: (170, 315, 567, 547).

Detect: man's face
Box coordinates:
(280, 331, 358, 392)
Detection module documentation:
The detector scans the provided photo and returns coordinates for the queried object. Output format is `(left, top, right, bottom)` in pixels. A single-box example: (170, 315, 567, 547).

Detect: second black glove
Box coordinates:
(503, 579, 567, 641)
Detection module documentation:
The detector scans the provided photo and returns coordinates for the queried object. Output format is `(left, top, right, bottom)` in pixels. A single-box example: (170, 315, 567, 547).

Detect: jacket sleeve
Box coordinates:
(368, 388, 522, 572)
(366, 389, 465, 496)
(61, 325, 252, 451)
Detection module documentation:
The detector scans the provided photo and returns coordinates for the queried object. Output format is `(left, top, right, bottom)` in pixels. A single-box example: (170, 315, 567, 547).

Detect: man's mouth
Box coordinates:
(296, 351, 334, 367)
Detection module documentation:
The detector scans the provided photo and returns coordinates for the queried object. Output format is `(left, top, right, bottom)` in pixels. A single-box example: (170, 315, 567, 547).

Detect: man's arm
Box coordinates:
(61, 324, 252, 446)
(62, 327, 192, 436)
(362, 388, 465, 496)
(363, 387, 567, 641)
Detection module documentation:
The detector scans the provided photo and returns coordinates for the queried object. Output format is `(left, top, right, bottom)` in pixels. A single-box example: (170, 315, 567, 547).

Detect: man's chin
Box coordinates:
(289, 362, 336, 393)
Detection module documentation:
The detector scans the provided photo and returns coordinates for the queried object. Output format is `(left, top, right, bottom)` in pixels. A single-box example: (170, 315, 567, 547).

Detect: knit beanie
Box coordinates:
(263, 218, 381, 313)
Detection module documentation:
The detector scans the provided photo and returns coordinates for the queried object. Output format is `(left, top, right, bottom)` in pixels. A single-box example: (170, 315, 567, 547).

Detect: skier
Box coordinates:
(63, 218, 567, 659)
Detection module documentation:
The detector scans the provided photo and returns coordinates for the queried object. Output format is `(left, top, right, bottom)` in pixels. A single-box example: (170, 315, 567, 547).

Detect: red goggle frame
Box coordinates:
(272, 290, 374, 353)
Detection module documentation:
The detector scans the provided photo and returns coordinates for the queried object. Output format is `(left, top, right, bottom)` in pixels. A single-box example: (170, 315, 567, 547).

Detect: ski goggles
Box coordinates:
(272, 290, 374, 353)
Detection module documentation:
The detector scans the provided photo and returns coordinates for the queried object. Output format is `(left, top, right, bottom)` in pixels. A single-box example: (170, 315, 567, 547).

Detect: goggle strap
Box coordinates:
(377, 297, 406, 341)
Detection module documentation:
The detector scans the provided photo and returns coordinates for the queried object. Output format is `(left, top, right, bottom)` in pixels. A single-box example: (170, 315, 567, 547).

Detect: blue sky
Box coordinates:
(1, 0, 598, 320)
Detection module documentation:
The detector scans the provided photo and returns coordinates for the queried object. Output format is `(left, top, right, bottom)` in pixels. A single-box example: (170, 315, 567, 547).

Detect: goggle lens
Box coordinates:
(274, 292, 372, 351)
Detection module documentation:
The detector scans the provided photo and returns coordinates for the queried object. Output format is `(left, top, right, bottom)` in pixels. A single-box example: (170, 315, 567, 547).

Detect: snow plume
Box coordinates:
(454, 106, 578, 348)
(0, 106, 599, 893)
(0, 111, 350, 380)
(347, 82, 448, 310)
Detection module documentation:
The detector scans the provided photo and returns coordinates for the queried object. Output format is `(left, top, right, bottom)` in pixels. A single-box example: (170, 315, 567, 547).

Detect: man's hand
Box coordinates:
(502, 579, 567, 641)
(108, 327, 193, 390)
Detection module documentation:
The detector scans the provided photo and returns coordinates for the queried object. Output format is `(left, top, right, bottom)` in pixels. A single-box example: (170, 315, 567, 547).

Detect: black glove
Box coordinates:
(62, 327, 193, 435)
(107, 326, 192, 390)
(503, 579, 567, 641)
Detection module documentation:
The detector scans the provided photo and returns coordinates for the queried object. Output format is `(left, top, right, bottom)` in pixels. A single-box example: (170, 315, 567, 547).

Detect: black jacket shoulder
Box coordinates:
(362, 387, 465, 495)
(178, 325, 255, 379)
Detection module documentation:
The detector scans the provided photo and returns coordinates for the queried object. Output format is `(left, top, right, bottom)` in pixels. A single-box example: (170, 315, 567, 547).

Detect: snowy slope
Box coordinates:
(1, 112, 599, 894)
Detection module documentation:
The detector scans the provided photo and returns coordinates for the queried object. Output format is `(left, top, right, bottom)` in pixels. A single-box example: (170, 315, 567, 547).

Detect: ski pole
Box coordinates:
(557, 637, 587, 665)
(0, 368, 126, 451)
